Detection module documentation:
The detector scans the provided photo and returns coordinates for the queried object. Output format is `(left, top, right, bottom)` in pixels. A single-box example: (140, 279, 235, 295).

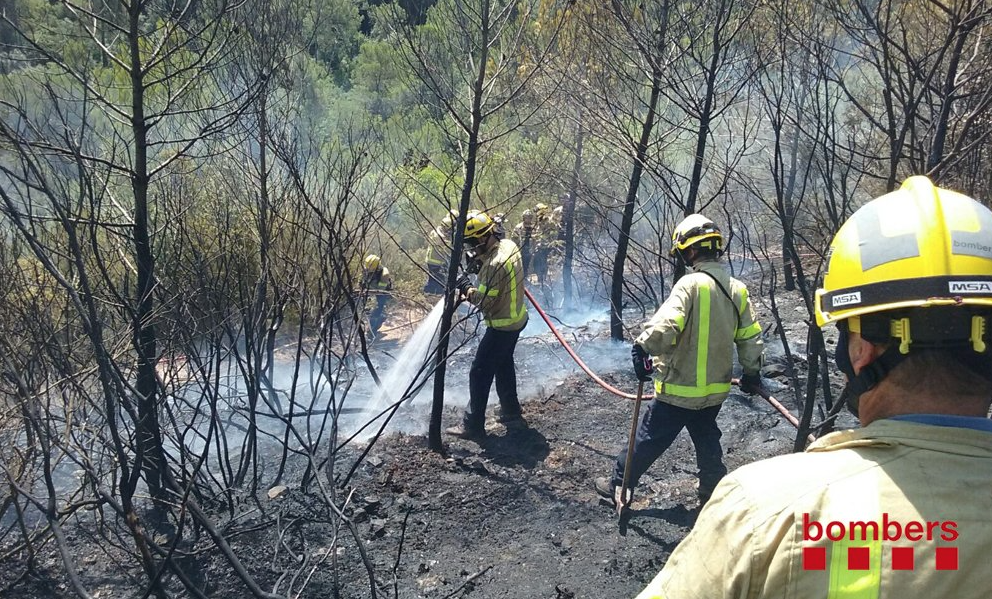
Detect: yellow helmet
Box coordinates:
(535, 202, 549, 214)
(363, 254, 381, 271)
(670, 214, 723, 256)
(464, 211, 495, 240)
(815, 176, 992, 329)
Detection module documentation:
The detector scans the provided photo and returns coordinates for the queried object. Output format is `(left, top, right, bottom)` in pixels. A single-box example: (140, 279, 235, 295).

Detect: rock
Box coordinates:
(370, 518, 388, 538)
(267, 485, 287, 499)
(463, 457, 490, 475)
(363, 495, 382, 513)
(351, 507, 368, 523)
(760, 363, 787, 378)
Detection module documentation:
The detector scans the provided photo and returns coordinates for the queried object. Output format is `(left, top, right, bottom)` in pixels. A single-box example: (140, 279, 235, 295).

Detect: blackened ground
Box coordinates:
(315, 374, 800, 599)
(2, 288, 849, 599)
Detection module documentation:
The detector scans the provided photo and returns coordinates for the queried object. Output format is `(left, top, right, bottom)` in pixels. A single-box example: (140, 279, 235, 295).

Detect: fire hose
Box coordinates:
(522, 287, 815, 443)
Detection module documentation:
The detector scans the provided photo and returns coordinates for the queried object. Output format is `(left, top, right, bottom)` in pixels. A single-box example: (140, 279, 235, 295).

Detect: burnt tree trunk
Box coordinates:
(563, 120, 583, 309)
(429, 4, 492, 451)
(610, 70, 661, 341)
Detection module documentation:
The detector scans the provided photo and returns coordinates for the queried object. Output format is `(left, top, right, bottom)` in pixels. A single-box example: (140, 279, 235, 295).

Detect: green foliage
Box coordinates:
(303, 0, 363, 81)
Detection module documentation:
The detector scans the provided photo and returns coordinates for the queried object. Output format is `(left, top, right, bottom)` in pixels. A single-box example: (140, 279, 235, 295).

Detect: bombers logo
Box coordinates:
(949, 281, 992, 294)
(832, 292, 862, 307)
(802, 513, 960, 572)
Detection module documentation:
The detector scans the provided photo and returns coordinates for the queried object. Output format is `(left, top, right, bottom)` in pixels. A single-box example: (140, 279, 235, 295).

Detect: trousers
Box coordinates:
(612, 400, 726, 495)
(424, 264, 446, 294)
(464, 325, 524, 430)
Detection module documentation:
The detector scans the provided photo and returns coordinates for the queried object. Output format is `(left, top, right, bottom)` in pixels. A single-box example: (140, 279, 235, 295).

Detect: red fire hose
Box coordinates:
(522, 287, 815, 443)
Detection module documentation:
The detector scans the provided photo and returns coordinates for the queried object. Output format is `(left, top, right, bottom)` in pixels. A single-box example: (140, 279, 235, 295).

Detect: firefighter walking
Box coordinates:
(596, 214, 764, 506)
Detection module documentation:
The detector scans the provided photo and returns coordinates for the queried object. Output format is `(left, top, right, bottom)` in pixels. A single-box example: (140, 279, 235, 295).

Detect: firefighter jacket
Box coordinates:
(635, 259, 762, 409)
(425, 230, 448, 267)
(467, 238, 528, 332)
(636, 418, 992, 599)
(363, 267, 392, 293)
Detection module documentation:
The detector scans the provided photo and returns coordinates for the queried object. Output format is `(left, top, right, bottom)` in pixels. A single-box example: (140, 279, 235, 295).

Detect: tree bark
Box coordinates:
(563, 119, 583, 309)
(610, 70, 661, 341)
(429, 2, 492, 451)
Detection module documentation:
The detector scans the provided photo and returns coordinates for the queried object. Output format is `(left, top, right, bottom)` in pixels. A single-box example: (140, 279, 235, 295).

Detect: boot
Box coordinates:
(495, 408, 525, 425)
(595, 476, 632, 507)
(444, 424, 486, 440)
(697, 480, 719, 504)
(594, 477, 616, 502)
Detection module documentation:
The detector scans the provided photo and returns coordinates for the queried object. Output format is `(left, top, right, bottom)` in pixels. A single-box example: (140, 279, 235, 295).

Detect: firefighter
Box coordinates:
(425, 209, 459, 295)
(512, 209, 535, 276)
(424, 226, 448, 294)
(530, 202, 554, 285)
(636, 176, 992, 599)
(493, 212, 507, 240)
(445, 212, 529, 440)
(595, 214, 764, 506)
(361, 254, 392, 337)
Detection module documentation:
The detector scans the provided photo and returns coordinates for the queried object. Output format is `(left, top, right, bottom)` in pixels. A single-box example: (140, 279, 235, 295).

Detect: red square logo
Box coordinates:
(803, 547, 826, 571)
(935, 547, 958, 571)
(891, 547, 914, 570)
(848, 546, 870, 570)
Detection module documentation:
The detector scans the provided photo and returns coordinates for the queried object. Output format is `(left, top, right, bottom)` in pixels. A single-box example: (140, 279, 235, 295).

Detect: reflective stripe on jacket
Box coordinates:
(426, 231, 447, 266)
(468, 238, 528, 331)
(364, 267, 392, 292)
(635, 260, 762, 409)
(636, 419, 992, 599)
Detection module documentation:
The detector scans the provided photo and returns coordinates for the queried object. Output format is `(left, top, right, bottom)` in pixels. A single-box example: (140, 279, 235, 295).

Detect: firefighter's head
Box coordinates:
(464, 211, 497, 249)
(671, 214, 724, 266)
(363, 254, 382, 273)
(815, 176, 992, 420)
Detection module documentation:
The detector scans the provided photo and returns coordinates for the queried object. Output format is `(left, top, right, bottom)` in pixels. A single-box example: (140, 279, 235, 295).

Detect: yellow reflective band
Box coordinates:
(738, 286, 749, 315)
(827, 539, 882, 599)
(426, 247, 445, 265)
(485, 256, 526, 328)
(477, 284, 499, 297)
(736, 321, 762, 340)
(655, 379, 732, 397)
(674, 314, 686, 337)
(697, 284, 710, 388)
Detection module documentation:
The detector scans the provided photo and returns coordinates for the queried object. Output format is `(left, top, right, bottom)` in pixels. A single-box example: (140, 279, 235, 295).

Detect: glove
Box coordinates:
(740, 373, 762, 395)
(631, 344, 653, 382)
(455, 275, 472, 297)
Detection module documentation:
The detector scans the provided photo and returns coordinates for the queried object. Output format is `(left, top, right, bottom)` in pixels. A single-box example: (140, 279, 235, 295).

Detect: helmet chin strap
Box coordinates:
(835, 325, 907, 417)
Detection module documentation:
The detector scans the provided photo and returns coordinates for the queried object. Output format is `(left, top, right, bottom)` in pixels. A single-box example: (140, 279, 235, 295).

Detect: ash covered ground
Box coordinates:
(2, 284, 853, 599)
(229, 285, 847, 599)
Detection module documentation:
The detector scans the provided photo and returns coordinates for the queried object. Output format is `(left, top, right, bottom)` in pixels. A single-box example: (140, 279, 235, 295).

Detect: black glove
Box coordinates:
(631, 344, 653, 382)
(455, 275, 472, 297)
(740, 373, 762, 395)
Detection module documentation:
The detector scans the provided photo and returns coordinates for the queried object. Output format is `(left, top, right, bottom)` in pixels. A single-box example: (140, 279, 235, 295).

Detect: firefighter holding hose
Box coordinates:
(595, 214, 764, 506)
(445, 211, 529, 440)
(637, 176, 992, 599)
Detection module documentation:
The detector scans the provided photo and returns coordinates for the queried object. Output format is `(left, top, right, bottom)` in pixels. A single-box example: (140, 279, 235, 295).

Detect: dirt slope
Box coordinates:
(297, 368, 803, 599)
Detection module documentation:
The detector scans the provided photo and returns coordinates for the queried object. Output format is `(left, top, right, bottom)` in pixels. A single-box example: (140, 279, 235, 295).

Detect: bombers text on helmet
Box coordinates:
(464, 211, 495, 240)
(670, 214, 724, 256)
(363, 254, 381, 272)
